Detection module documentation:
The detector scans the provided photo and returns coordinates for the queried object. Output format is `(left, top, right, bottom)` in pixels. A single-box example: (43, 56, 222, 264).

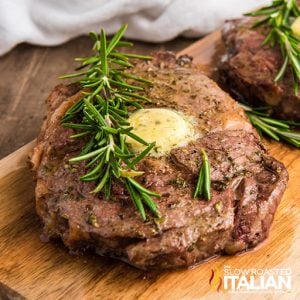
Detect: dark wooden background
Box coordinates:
(0, 36, 194, 159)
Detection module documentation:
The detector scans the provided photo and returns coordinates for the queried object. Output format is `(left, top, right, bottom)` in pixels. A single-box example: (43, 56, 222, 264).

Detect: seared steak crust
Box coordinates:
(219, 18, 300, 121)
(31, 52, 288, 269)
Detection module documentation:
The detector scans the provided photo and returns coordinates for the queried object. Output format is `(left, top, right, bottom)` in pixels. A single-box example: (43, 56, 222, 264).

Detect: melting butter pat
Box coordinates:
(126, 108, 197, 157)
(292, 17, 300, 37)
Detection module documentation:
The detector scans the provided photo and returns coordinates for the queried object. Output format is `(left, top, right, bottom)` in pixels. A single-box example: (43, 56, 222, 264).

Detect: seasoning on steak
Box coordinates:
(219, 18, 300, 121)
(30, 52, 288, 270)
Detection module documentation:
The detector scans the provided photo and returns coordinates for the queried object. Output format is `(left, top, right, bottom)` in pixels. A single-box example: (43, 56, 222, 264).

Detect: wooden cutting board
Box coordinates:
(0, 31, 300, 300)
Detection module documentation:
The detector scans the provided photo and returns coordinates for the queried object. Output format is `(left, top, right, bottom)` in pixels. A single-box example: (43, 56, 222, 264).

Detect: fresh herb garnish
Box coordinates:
(245, 0, 300, 94)
(194, 149, 211, 200)
(241, 103, 300, 147)
(60, 25, 161, 220)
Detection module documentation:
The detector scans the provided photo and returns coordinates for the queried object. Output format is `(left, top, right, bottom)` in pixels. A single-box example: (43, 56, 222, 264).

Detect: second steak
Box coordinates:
(219, 18, 300, 121)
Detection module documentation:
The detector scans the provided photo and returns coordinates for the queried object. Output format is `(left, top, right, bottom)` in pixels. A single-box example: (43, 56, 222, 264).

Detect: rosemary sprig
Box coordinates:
(241, 103, 300, 147)
(194, 149, 211, 200)
(245, 0, 300, 94)
(60, 25, 161, 220)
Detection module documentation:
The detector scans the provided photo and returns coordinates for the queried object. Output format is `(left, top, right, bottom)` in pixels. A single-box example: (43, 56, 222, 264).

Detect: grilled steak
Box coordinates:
(219, 18, 300, 121)
(30, 52, 288, 269)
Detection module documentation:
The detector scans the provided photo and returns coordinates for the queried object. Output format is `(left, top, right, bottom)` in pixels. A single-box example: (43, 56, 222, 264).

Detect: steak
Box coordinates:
(30, 52, 288, 269)
(219, 18, 300, 121)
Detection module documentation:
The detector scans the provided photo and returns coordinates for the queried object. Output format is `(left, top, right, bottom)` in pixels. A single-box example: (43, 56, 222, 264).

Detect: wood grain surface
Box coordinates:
(0, 36, 193, 159)
(0, 31, 300, 300)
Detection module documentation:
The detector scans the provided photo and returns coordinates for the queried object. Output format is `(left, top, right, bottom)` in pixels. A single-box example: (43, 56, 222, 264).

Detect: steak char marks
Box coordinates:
(30, 52, 288, 269)
(219, 18, 300, 121)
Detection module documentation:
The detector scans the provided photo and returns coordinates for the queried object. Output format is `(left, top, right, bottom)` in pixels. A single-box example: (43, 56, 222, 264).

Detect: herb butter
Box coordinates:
(127, 108, 197, 157)
(292, 16, 300, 37)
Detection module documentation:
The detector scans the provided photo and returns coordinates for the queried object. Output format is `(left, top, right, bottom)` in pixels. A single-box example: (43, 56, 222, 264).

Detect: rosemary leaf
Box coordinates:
(60, 25, 161, 219)
(141, 193, 160, 218)
(70, 146, 109, 162)
(100, 29, 108, 76)
(126, 177, 161, 198)
(92, 166, 111, 193)
(246, 0, 300, 94)
(107, 24, 128, 55)
(130, 142, 156, 166)
(242, 103, 300, 147)
(193, 149, 211, 200)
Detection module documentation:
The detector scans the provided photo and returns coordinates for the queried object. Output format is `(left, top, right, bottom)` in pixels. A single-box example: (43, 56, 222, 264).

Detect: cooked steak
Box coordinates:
(219, 18, 300, 121)
(30, 52, 288, 270)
